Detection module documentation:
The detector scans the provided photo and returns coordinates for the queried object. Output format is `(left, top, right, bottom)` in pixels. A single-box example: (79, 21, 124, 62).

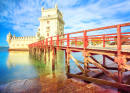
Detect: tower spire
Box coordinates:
(55, 4, 58, 9)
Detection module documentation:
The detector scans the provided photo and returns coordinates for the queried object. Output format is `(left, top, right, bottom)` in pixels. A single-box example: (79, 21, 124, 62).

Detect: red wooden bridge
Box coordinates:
(28, 23, 130, 92)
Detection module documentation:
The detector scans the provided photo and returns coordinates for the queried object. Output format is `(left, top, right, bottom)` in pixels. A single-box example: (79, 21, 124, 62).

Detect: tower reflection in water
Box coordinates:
(7, 50, 66, 79)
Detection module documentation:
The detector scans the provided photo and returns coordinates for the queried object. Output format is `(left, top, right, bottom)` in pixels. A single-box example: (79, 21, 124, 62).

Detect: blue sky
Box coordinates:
(0, 0, 130, 46)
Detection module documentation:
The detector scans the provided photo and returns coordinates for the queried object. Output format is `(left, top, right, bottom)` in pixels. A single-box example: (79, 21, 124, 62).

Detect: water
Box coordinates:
(0, 47, 40, 85)
(0, 47, 67, 85)
(0, 47, 104, 85)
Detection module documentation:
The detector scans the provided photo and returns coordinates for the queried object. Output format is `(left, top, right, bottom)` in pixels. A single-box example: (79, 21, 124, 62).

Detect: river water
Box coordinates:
(0, 47, 105, 85)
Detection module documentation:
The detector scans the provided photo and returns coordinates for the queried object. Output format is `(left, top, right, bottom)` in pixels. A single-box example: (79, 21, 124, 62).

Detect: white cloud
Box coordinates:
(0, 0, 130, 37)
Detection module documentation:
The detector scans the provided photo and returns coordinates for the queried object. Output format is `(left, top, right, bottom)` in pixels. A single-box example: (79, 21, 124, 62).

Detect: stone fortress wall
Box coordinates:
(9, 36, 37, 50)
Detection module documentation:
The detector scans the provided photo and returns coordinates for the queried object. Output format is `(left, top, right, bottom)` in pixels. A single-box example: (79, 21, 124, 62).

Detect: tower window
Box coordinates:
(46, 26, 50, 29)
(47, 33, 49, 36)
(47, 21, 50, 24)
(48, 15, 50, 17)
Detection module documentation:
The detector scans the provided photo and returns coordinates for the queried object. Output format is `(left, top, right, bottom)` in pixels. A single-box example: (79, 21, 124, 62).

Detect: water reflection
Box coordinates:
(6, 50, 66, 83)
(7, 51, 31, 69)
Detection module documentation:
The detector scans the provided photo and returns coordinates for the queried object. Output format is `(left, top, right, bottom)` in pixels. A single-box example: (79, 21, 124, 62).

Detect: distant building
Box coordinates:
(6, 5, 65, 51)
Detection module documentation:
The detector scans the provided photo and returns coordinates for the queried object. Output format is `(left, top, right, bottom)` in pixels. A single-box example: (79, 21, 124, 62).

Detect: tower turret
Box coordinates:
(36, 28, 40, 40)
(55, 4, 58, 9)
(6, 32, 12, 44)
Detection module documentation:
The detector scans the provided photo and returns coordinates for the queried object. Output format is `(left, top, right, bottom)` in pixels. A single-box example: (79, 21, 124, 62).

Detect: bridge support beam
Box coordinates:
(66, 48, 70, 74)
(36, 48, 38, 58)
(39, 48, 41, 61)
(51, 47, 55, 70)
(44, 48, 46, 64)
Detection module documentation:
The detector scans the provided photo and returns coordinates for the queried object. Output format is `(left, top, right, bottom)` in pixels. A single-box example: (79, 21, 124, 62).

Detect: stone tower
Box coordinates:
(6, 5, 65, 50)
(38, 4, 65, 39)
(6, 32, 12, 44)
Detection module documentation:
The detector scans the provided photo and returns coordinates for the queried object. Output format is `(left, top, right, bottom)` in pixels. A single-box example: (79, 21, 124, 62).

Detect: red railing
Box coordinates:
(28, 23, 130, 50)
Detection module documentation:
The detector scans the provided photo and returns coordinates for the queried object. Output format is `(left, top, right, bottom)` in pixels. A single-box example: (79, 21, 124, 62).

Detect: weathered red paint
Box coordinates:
(57, 35, 59, 46)
(75, 37, 77, 46)
(103, 35, 105, 47)
(83, 31, 86, 48)
(67, 34, 69, 47)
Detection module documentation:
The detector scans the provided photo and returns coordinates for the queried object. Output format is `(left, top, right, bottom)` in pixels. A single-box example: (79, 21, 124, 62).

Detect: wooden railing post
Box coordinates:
(46, 38, 48, 45)
(75, 37, 77, 46)
(117, 24, 122, 83)
(43, 40, 44, 46)
(41, 40, 42, 47)
(57, 35, 59, 46)
(50, 37, 52, 45)
(83, 31, 87, 48)
(61, 40, 62, 45)
(103, 35, 105, 47)
(117, 25, 121, 50)
(86, 35, 88, 47)
(67, 34, 69, 47)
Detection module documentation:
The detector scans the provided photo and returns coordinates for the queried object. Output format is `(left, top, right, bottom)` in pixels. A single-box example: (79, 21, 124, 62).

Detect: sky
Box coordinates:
(0, 0, 130, 46)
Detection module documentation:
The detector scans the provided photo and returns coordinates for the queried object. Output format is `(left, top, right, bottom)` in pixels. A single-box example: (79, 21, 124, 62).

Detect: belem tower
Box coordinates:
(6, 5, 65, 51)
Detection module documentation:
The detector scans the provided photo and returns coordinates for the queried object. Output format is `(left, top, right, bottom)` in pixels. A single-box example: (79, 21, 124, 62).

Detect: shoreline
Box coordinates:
(0, 75, 119, 93)
(7, 49, 29, 51)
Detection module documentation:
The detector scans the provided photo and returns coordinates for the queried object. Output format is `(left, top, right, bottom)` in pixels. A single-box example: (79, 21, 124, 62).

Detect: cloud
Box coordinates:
(0, 0, 130, 37)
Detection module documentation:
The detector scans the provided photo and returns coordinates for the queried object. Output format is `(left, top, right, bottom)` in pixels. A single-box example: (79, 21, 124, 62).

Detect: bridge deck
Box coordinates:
(46, 45, 130, 53)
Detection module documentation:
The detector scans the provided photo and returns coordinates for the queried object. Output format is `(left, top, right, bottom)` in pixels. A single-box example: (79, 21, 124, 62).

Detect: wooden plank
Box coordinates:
(76, 59, 84, 64)
(92, 72, 104, 78)
(66, 73, 130, 92)
(88, 66, 118, 70)
(90, 56, 100, 64)
(69, 54, 86, 75)
(76, 72, 83, 75)
(88, 57, 118, 82)
(104, 55, 114, 62)
(87, 50, 116, 56)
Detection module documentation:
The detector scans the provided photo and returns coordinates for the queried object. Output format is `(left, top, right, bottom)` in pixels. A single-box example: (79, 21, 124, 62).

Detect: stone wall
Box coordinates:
(9, 36, 37, 50)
